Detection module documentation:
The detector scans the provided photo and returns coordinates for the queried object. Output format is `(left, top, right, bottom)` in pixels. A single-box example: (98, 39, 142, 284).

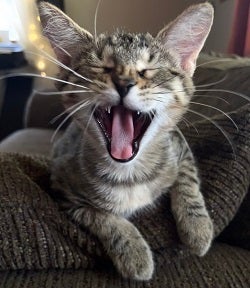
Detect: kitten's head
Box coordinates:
(38, 2, 213, 163)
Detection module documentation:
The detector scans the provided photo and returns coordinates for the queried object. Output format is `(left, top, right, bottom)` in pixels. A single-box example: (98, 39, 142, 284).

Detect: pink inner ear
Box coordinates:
(157, 4, 213, 76)
(174, 34, 208, 76)
(181, 49, 199, 75)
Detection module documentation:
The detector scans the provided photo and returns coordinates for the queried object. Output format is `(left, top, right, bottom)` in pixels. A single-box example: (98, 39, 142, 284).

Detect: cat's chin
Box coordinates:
(94, 105, 153, 163)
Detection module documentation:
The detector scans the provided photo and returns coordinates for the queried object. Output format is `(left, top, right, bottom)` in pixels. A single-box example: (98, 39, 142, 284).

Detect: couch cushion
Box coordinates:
(0, 128, 62, 156)
(0, 243, 249, 288)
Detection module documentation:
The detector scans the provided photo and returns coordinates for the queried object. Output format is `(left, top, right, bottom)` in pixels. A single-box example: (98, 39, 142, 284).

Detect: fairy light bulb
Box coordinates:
(29, 23, 36, 30)
(37, 60, 46, 70)
(29, 32, 38, 42)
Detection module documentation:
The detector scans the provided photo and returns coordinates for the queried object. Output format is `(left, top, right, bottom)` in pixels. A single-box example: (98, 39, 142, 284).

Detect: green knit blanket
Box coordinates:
(0, 105, 249, 287)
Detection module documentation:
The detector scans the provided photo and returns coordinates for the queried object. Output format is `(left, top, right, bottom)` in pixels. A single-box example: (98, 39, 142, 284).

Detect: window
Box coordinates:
(0, 0, 56, 75)
(0, 0, 19, 42)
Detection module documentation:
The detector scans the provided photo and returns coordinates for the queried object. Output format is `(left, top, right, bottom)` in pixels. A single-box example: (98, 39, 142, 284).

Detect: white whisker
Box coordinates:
(0, 73, 90, 90)
(26, 50, 94, 84)
(193, 94, 229, 105)
(36, 48, 94, 84)
(50, 99, 90, 124)
(84, 103, 99, 136)
(94, 0, 102, 41)
(180, 118, 190, 129)
(181, 116, 199, 134)
(52, 42, 72, 58)
(175, 126, 192, 155)
(194, 73, 228, 88)
(33, 89, 93, 96)
(51, 100, 91, 142)
(153, 98, 165, 103)
(190, 101, 238, 130)
(148, 111, 155, 121)
(196, 58, 236, 68)
(187, 108, 236, 159)
(171, 88, 250, 103)
(195, 89, 250, 102)
(25, 50, 59, 66)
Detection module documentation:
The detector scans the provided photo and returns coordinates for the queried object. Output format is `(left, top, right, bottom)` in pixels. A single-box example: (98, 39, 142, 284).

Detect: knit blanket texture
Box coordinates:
(0, 104, 249, 287)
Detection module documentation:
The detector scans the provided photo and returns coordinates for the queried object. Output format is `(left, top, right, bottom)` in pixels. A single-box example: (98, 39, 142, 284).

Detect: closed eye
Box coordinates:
(103, 67, 114, 74)
(137, 69, 147, 78)
(89, 66, 114, 74)
(169, 70, 181, 77)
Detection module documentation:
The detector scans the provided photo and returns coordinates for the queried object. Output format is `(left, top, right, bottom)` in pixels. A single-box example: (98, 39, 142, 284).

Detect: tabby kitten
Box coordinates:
(38, 2, 214, 280)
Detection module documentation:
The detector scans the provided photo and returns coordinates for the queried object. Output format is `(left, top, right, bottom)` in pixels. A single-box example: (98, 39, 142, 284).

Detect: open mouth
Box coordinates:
(94, 106, 153, 162)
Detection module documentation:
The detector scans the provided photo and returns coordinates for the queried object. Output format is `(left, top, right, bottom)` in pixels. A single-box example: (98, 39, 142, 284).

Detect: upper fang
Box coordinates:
(106, 106, 111, 114)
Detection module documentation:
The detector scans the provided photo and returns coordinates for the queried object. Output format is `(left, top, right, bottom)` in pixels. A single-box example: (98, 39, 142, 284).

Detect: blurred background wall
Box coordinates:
(64, 0, 236, 53)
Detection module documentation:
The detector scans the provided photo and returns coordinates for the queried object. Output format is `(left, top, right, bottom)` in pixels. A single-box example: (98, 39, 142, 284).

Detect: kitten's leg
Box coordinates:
(71, 207, 154, 280)
(170, 152, 213, 256)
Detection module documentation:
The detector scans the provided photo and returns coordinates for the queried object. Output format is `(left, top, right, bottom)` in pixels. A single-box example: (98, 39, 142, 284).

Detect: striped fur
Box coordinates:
(39, 2, 214, 280)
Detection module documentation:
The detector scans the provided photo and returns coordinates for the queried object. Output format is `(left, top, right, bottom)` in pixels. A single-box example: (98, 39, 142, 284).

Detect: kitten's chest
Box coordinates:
(96, 179, 169, 216)
(92, 143, 179, 216)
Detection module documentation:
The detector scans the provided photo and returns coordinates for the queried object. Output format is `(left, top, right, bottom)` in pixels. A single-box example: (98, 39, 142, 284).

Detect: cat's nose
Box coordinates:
(113, 77, 136, 98)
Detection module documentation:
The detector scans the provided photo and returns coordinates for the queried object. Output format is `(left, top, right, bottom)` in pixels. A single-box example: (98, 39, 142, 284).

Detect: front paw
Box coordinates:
(177, 215, 214, 256)
(111, 236, 154, 281)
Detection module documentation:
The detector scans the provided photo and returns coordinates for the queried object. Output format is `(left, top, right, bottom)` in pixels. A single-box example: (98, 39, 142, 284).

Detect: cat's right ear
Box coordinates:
(38, 2, 93, 65)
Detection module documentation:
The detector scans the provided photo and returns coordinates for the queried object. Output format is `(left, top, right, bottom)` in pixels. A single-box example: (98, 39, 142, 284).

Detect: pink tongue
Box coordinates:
(111, 106, 134, 160)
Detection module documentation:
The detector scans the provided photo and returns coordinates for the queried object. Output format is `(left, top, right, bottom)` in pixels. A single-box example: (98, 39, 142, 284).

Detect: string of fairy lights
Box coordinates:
(28, 14, 51, 77)
(27, 15, 46, 77)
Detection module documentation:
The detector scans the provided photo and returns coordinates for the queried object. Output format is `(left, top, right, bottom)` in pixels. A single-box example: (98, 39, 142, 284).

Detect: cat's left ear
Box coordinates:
(38, 2, 93, 65)
(157, 3, 214, 76)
